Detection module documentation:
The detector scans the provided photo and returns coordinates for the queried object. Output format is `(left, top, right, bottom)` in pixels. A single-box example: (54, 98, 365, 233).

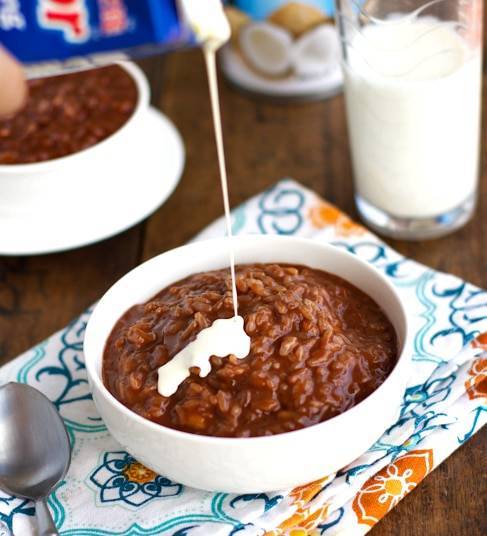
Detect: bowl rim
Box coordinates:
(84, 235, 410, 445)
(0, 61, 149, 173)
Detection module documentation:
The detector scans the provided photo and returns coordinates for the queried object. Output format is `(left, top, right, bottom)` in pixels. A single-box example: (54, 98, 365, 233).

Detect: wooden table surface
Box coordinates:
(1, 48, 486, 534)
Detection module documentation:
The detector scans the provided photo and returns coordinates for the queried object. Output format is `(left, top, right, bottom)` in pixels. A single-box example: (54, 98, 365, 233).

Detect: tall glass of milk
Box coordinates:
(335, 0, 483, 239)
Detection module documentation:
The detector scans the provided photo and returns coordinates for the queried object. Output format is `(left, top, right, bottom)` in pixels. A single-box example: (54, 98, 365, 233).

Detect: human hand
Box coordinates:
(0, 47, 27, 117)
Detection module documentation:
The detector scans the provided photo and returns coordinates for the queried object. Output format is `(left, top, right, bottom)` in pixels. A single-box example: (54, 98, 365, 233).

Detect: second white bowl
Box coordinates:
(0, 63, 185, 255)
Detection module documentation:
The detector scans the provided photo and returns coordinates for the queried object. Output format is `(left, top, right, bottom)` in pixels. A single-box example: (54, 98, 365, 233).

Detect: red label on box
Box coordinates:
(37, 0, 90, 42)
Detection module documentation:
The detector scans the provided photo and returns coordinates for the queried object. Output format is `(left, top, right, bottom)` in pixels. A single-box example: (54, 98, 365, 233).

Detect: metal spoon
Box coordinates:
(0, 383, 71, 536)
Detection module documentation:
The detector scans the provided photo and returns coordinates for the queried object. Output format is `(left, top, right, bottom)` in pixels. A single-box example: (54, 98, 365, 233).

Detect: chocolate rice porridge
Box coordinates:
(103, 264, 397, 437)
(0, 65, 137, 165)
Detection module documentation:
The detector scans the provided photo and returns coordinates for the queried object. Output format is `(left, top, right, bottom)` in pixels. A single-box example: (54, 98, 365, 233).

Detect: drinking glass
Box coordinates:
(335, 0, 483, 239)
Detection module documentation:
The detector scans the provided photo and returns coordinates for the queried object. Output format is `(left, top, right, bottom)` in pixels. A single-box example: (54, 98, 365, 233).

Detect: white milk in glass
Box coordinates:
(344, 18, 482, 219)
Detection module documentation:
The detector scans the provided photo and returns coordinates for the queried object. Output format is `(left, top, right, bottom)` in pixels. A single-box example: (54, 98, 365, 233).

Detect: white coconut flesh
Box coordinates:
(292, 24, 339, 78)
(239, 22, 293, 76)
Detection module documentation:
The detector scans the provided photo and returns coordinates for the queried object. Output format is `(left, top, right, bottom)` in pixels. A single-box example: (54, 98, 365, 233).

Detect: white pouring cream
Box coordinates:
(178, 0, 231, 46)
(158, 1, 250, 397)
(343, 17, 482, 218)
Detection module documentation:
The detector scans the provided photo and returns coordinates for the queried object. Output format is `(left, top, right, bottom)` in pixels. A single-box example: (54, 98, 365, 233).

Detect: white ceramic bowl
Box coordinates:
(0, 62, 149, 215)
(84, 235, 410, 493)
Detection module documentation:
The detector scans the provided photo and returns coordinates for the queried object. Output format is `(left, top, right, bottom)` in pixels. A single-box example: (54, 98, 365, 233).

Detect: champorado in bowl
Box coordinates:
(0, 62, 184, 255)
(84, 235, 410, 493)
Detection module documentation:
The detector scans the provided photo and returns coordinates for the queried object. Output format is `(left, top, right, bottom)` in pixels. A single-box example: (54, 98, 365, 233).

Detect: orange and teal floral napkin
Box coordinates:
(0, 179, 485, 535)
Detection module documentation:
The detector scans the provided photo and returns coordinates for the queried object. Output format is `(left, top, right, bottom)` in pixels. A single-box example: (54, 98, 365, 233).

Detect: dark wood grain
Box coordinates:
(0, 40, 485, 535)
(0, 226, 142, 365)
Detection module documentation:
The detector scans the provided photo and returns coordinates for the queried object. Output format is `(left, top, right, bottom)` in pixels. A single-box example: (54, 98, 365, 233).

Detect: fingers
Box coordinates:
(0, 47, 27, 117)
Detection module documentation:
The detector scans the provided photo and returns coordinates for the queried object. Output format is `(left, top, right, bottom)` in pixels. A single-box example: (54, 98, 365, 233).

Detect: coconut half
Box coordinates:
(268, 1, 331, 38)
(224, 6, 250, 47)
(292, 24, 340, 79)
(239, 22, 293, 77)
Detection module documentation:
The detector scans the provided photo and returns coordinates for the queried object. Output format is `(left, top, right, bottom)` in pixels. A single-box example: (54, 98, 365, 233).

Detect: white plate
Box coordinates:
(220, 45, 343, 100)
(0, 108, 184, 256)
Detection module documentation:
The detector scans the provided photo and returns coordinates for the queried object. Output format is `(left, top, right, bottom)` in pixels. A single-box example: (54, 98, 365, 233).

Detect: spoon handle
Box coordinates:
(35, 498, 58, 536)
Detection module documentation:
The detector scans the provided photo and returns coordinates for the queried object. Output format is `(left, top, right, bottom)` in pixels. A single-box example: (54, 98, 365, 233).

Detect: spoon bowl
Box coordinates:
(0, 383, 71, 535)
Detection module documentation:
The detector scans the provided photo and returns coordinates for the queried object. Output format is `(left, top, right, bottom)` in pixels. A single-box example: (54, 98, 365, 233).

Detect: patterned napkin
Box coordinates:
(1, 179, 485, 536)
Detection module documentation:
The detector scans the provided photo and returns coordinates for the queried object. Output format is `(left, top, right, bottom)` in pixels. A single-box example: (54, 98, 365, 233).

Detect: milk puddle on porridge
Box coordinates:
(158, 1, 250, 396)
